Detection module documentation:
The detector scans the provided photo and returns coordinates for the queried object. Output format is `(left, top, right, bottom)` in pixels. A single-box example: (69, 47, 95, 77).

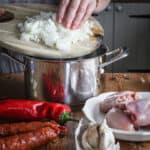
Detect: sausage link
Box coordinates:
(0, 127, 58, 150)
(0, 121, 60, 137)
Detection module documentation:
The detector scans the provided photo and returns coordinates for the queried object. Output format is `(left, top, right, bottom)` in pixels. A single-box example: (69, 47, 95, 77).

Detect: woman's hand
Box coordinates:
(56, 0, 97, 29)
(0, 9, 5, 16)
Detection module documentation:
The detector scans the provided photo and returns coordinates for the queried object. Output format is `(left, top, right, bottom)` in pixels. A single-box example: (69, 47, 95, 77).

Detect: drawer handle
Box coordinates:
(129, 14, 150, 19)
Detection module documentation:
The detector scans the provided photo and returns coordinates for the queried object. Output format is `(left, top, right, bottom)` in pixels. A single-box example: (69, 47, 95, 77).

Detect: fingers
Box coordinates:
(62, 0, 81, 28)
(80, 2, 96, 26)
(56, 0, 97, 29)
(56, 0, 70, 24)
(71, 0, 89, 29)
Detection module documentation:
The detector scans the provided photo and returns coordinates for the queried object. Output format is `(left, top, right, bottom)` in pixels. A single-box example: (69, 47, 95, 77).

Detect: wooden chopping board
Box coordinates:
(0, 4, 104, 59)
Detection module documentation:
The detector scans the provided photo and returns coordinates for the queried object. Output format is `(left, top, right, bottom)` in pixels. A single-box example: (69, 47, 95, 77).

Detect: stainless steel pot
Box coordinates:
(0, 45, 128, 107)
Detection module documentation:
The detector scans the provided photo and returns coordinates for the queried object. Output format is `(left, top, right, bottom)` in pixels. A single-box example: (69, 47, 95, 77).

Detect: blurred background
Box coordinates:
(95, 2, 150, 72)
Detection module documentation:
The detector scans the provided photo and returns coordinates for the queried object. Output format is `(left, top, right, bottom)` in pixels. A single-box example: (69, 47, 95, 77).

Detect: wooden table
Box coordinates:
(0, 73, 150, 150)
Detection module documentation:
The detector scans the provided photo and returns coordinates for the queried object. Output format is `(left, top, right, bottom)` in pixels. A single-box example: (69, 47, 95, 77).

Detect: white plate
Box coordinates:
(75, 118, 88, 150)
(82, 91, 150, 141)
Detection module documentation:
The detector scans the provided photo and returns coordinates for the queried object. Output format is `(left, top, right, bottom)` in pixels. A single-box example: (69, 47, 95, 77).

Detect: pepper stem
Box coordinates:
(59, 112, 79, 125)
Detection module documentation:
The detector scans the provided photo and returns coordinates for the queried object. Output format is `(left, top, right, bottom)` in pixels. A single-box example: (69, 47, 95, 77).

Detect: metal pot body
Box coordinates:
(0, 45, 128, 107)
(24, 57, 101, 107)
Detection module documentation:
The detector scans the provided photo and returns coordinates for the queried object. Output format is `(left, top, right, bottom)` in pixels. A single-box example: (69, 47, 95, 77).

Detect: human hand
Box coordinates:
(0, 8, 5, 16)
(56, 0, 97, 29)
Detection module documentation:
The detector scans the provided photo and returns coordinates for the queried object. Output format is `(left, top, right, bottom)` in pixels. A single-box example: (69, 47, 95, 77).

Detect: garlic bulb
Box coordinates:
(76, 119, 120, 150)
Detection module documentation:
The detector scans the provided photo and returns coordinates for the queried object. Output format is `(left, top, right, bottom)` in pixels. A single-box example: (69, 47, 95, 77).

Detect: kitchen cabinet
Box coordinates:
(95, 4, 114, 49)
(95, 4, 114, 72)
(95, 3, 150, 72)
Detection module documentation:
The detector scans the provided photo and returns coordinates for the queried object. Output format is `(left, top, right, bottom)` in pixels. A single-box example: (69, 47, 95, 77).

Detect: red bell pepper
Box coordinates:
(0, 99, 78, 124)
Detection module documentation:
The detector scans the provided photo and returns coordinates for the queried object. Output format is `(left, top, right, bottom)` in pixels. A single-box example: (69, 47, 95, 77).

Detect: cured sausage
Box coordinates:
(0, 127, 58, 150)
(0, 121, 61, 137)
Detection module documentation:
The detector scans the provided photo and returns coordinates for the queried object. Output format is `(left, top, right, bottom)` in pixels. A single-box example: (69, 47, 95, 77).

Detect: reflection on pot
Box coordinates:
(43, 71, 65, 102)
(70, 60, 98, 100)
(0, 44, 128, 107)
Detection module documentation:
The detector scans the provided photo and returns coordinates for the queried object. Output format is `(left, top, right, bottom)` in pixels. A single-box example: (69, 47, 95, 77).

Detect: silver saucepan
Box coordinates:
(0, 44, 128, 108)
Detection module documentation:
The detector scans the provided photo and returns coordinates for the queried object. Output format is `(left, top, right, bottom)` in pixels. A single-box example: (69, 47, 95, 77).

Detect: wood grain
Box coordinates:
(0, 73, 150, 150)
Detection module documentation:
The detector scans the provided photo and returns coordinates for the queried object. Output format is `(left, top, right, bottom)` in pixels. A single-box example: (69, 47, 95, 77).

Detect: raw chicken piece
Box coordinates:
(100, 91, 138, 113)
(125, 99, 150, 128)
(106, 108, 135, 131)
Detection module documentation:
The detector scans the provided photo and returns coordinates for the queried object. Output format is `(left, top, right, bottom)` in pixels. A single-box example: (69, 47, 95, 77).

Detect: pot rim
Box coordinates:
(24, 44, 107, 62)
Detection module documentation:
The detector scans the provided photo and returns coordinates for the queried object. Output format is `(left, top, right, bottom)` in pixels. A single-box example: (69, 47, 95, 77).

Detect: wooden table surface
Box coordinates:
(0, 73, 150, 150)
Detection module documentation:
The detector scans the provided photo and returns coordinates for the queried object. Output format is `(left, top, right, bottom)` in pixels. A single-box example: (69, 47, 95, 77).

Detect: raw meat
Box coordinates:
(125, 99, 150, 127)
(106, 108, 135, 131)
(100, 91, 138, 113)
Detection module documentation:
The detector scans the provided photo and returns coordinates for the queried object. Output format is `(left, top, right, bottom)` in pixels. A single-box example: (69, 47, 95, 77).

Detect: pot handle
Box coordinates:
(99, 47, 128, 68)
(0, 48, 25, 66)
